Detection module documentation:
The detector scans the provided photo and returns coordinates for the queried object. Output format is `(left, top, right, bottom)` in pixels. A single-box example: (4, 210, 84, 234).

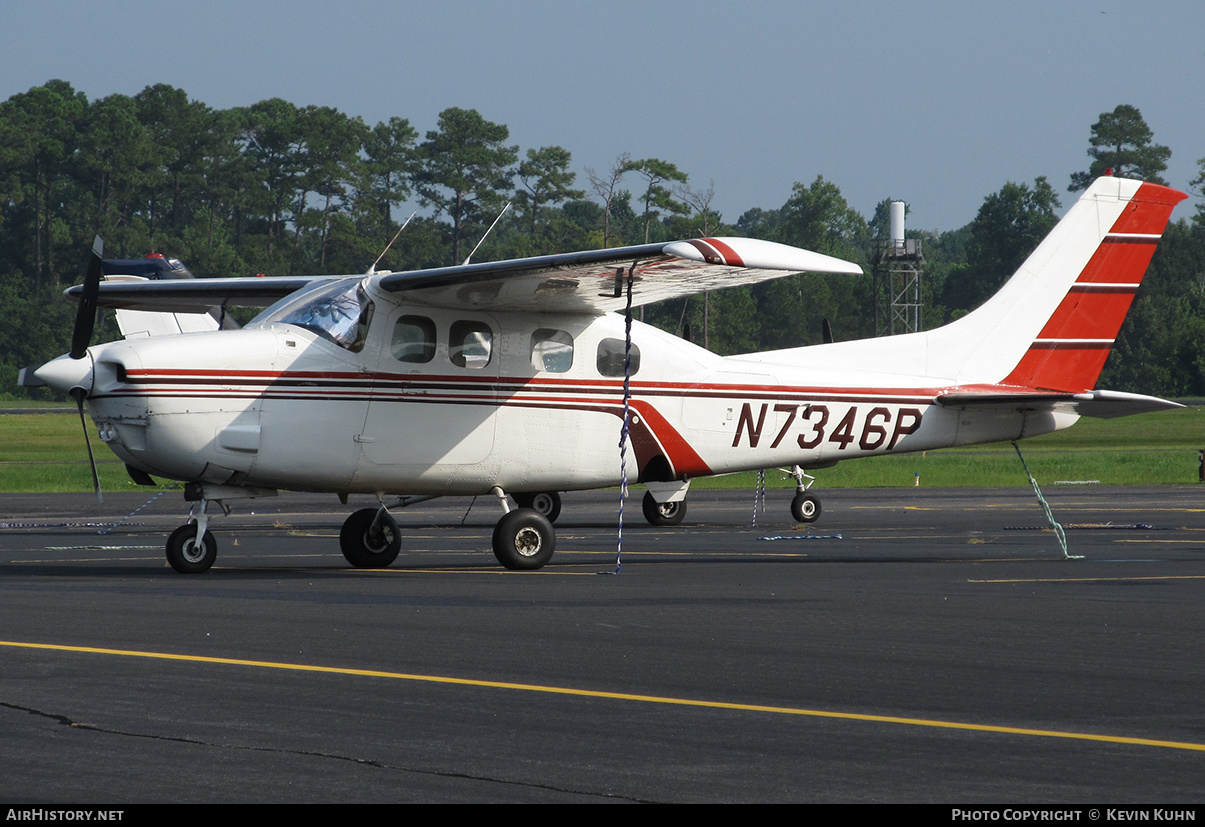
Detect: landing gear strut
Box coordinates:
(165, 484, 276, 574)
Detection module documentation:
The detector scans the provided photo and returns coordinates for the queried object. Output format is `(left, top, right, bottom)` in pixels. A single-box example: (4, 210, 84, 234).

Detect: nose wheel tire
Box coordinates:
(492, 508, 555, 570)
(642, 491, 686, 526)
(791, 492, 821, 523)
(340, 508, 401, 568)
(514, 491, 562, 523)
(166, 524, 217, 574)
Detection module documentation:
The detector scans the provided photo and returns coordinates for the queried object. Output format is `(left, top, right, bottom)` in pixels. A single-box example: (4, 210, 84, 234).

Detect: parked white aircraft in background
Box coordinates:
(23, 176, 1185, 573)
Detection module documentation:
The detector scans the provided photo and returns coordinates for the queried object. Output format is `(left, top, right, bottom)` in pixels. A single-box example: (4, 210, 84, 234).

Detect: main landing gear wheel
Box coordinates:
(514, 491, 562, 523)
(492, 508, 555, 570)
(340, 508, 401, 568)
(642, 490, 686, 526)
(791, 492, 821, 523)
(166, 524, 217, 574)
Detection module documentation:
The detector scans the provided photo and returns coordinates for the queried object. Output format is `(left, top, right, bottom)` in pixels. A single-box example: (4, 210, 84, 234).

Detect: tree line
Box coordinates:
(1, 82, 1202, 398)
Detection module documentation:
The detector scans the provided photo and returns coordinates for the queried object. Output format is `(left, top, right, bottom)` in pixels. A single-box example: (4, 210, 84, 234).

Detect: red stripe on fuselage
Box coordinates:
(119, 368, 945, 403)
(629, 400, 711, 477)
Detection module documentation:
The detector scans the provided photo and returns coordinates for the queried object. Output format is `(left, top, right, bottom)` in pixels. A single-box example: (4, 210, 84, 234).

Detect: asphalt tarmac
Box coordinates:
(1, 485, 1203, 803)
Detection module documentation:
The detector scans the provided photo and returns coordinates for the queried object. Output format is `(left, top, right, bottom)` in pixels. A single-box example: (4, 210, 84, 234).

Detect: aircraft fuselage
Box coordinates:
(81, 289, 1073, 497)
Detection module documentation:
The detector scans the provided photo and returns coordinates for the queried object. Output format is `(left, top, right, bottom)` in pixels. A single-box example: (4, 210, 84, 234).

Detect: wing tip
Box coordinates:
(665, 238, 862, 275)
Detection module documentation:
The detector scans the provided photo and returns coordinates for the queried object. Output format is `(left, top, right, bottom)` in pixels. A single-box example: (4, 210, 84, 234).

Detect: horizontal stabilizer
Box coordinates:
(937, 388, 1181, 419)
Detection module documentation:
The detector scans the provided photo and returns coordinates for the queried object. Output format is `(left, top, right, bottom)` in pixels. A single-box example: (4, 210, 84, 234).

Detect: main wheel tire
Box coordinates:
(340, 508, 401, 568)
(515, 491, 562, 523)
(492, 508, 555, 570)
(166, 524, 217, 574)
(642, 490, 686, 526)
(791, 492, 821, 523)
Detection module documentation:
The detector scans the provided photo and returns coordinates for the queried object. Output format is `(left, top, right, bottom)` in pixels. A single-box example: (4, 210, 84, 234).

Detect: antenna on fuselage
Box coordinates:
(366, 210, 418, 275)
(462, 202, 511, 265)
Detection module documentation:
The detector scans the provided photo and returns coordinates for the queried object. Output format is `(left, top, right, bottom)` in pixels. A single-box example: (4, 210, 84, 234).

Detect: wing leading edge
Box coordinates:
(67, 237, 861, 315)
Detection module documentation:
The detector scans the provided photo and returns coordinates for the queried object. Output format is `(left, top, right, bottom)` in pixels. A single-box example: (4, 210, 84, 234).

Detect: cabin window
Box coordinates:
(450, 320, 493, 369)
(530, 328, 574, 373)
(597, 338, 640, 377)
(253, 277, 374, 352)
(391, 315, 436, 363)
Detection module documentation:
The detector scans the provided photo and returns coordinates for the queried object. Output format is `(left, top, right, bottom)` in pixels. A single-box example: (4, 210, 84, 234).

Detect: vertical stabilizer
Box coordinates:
(921, 176, 1187, 389)
(730, 178, 1185, 391)
(999, 179, 1185, 391)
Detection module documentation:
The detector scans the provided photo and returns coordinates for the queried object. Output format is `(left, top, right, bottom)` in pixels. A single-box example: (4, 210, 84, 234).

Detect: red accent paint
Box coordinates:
(1004, 348, 1113, 393)
(124, 367, 952, 402)
(703, 238, 744, 267)
(1035, 290, 1136, 341)
(1003, 182, 1186, 392)
(1074, 239, 1159, 285)
(1110, 182, 1187, 234)
(685, 238, 723, 264)
(630, 400, 712, 477)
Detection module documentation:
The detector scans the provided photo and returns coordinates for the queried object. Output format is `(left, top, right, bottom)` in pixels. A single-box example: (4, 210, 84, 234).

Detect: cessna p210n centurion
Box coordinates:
(22, 175, 1186, 573)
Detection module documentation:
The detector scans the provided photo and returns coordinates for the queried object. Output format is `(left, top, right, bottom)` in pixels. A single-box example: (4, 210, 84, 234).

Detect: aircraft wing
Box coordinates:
(67, 237, 860, 315)
(376, 237, 862, 314)
(67, 275, 335, 313)
(936, 388, 1181, 419)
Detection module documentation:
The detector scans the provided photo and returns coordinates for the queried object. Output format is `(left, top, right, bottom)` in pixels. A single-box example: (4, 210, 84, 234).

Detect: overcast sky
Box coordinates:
(4, 0, 1201, 232)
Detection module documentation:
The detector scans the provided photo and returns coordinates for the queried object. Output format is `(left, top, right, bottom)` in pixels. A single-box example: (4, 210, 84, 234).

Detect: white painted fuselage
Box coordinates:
(79, 295, 1069, 498)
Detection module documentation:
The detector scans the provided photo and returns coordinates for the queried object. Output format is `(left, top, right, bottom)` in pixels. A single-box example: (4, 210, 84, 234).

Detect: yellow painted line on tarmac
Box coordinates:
(969, 574, 1205, 584)
(2, 639, 1204, 754)
(10, 555, 165, 564)
(1114, 539, 1205, 544)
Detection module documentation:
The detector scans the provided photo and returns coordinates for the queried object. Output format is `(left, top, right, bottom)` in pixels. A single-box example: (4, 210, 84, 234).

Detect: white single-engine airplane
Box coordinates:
(22, 176, 1186, 573)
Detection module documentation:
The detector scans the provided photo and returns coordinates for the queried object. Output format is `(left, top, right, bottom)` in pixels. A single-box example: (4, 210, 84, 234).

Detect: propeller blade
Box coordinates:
(70, 236, 104, 360)
(70, 387, 103, 505)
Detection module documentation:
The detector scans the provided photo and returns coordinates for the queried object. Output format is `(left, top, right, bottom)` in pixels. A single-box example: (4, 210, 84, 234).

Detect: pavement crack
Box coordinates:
(0, 701, 649, 802)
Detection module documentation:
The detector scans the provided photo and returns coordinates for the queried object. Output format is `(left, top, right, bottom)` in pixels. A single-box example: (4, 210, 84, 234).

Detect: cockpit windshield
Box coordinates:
(248, 278, 374, 352)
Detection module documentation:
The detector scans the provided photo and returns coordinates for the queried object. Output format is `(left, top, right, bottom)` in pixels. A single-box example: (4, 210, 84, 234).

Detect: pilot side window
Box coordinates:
(597, 338, 640, 377)
(450, 320, 493, 369)
(530, 328, 573, 373)
(391, 315, 436, 363)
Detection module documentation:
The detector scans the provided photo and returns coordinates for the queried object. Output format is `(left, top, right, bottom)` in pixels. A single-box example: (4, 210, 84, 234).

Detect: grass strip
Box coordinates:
(2, 407, 1202, 493)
